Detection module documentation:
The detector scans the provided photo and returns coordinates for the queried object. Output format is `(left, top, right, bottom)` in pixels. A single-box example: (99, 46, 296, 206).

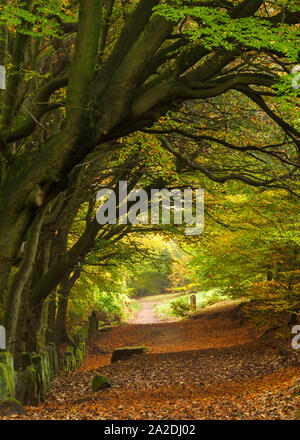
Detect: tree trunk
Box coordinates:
(55, 269, 80, 344)
(37, 240, 51, 347)
(45, 292, 57, 344)
(13, 275, 33, 364)
(4, 209, 44, 354)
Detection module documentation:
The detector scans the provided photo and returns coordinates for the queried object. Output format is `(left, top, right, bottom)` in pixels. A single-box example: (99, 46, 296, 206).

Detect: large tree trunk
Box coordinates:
(4, 209, 45, 354)
(0, 207, 32, 311)
(0, 0, 103, 310)
(45, 292, 57, 344)
(26, 302, 44, 353)
(13, 276, 33, 364)
(36, 240, 51, 348)
(24, 236, 52, 353)
(55, 269, 80, 344)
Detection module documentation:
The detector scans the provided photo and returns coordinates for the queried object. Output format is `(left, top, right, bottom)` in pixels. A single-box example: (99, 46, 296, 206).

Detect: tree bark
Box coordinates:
(55, 269, 80, 344)
(4, 208, 45, 354)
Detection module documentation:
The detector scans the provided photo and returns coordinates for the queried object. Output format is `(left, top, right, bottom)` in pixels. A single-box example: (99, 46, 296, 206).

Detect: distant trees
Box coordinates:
(186, 186, 299, 322)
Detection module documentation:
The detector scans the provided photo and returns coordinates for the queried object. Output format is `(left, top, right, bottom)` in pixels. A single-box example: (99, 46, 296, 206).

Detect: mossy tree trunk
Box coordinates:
(4, 210, 45, 354)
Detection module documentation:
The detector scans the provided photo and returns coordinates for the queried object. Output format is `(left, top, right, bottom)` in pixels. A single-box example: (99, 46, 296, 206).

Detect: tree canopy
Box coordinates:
(0, 0, 299, 356)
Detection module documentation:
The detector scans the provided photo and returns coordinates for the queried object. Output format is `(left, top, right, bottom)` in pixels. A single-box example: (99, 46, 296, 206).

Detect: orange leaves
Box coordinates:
(3, 303, 300, 420)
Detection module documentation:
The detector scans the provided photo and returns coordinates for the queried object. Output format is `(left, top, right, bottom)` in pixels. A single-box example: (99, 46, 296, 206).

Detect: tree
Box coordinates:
(0, 0, 299, 353)
(187, 184, 299, 320)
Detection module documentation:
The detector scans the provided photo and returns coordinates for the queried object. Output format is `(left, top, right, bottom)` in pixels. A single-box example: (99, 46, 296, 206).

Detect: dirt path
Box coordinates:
(14, 302, 300, 420)
(129, 297, 170, 324)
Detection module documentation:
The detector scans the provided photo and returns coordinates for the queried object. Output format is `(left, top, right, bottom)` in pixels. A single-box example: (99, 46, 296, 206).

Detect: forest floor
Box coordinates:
(8, 301, 300, 420)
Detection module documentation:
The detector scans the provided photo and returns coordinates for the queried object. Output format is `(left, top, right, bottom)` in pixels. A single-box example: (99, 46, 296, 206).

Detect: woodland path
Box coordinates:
(128, 296, 172, 324)
(13, 302, 300, 420)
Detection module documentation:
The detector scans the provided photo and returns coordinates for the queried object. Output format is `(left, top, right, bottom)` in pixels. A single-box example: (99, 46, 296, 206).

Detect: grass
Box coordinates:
(127, 298, 142, 318)
(153, 289, 228, 319)
(139, 292, 181, 302)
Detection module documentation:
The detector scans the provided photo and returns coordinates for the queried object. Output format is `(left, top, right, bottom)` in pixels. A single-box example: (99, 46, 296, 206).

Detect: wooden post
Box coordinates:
(190, 294, 196, 310)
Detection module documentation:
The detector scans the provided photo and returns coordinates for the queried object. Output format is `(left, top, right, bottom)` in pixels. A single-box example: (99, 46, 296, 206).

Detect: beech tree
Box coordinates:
(0, 0, 299, 353)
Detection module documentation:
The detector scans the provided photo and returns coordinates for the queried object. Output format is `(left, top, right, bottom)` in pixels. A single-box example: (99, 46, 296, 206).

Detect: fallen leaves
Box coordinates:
(3, 303, 300, 420)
